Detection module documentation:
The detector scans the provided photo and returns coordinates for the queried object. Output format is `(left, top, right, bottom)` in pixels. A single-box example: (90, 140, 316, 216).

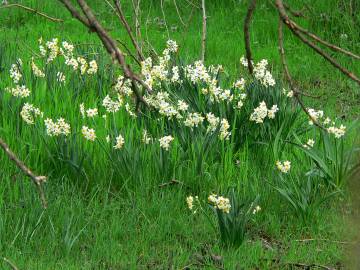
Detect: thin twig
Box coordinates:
(244, 0, 257, 74)
(173, 0, 186, 27)
(201, 0, 207, 62)
(0, 3, 63, 22)
(283, 3, 307, 18)
(294, 238, 354, 244)
(0, 138, 47, 208)
(159, 179, 183, 188)
(131, 0, 143, 57)
(116, 39, 141, 65)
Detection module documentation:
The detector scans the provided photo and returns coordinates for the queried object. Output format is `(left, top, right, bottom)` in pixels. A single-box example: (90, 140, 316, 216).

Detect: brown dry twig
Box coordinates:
(244, 0, 256, 74)
(0, 138, 47, 208)
(0, 3, 63, 22)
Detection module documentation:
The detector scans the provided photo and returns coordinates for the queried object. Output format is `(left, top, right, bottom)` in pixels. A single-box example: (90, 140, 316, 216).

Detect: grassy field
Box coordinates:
(0, 0, 359, 269)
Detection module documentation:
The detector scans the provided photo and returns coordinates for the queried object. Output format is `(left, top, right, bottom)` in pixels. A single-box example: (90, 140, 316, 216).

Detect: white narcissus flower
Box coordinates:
(186, 196, 194, 210)
(159, 135, 174, 151)
(114, 135, 125, 149)
(86, 108, 98, 118)
(303, 139, 315, 149)
(327, 125, 346, 138)
(142, 130, 152, 144)
(208, 194, 231, 214)
(276, 160, 291, 173)
(45, 118, 71, 137)
(82, 126, 96, 141)
(20, 103, 43, 125)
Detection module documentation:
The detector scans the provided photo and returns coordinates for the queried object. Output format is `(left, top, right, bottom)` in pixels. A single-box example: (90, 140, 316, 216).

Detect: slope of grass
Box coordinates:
(0, 1, 359, 269)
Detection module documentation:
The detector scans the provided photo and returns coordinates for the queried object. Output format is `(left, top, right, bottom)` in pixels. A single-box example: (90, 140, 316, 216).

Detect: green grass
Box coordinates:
(0, 0, 359, 269)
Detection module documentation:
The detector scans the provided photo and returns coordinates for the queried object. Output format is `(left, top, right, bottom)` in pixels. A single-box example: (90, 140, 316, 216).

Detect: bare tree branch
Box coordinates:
(201, 0, 207, 62)
(276, 0, 360, 85)
(244, 0, 256, 74)
(0, 138, 47, 208)
(0, 3, 63, 22)
(58, 0, 151, 107)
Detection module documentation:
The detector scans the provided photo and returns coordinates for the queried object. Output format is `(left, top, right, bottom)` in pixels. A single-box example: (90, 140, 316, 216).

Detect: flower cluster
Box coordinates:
(252, 59, 276, 87)
(114, 76, 133, 96)
(145, 92, 180, 119)
(327, 125, 346, 138)
(45, 38, 60, 63)
(114, 135, 125, 149)
(31, 58, 45, 78)
(208, 194, 231, 213)
(102, 94, 123, 113)
(307, 108, 324, 125)
(282, 88, 294, 98)
(306, 108, 347, 138)
(250, 101, 278, 123)
(5, 85, 30, 98)
(159, 135, 174, 151)
(184, 113, 204, 128)
(44, 118, 71, 136)
(142, 130, 152, 144)
(234, 78, 246, 90)
(81, 126, 96, 141)
(20, 103, 43, 124)
(276, 160, 291, 173)
(10, 63, 22, 83)
(140, 40, 178, 89)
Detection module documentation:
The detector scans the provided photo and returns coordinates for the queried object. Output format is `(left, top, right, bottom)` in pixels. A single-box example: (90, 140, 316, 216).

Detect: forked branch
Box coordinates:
(59, 0, 150, 106)
(0, 138, 47, 208)
(276, 0, 360, 85)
